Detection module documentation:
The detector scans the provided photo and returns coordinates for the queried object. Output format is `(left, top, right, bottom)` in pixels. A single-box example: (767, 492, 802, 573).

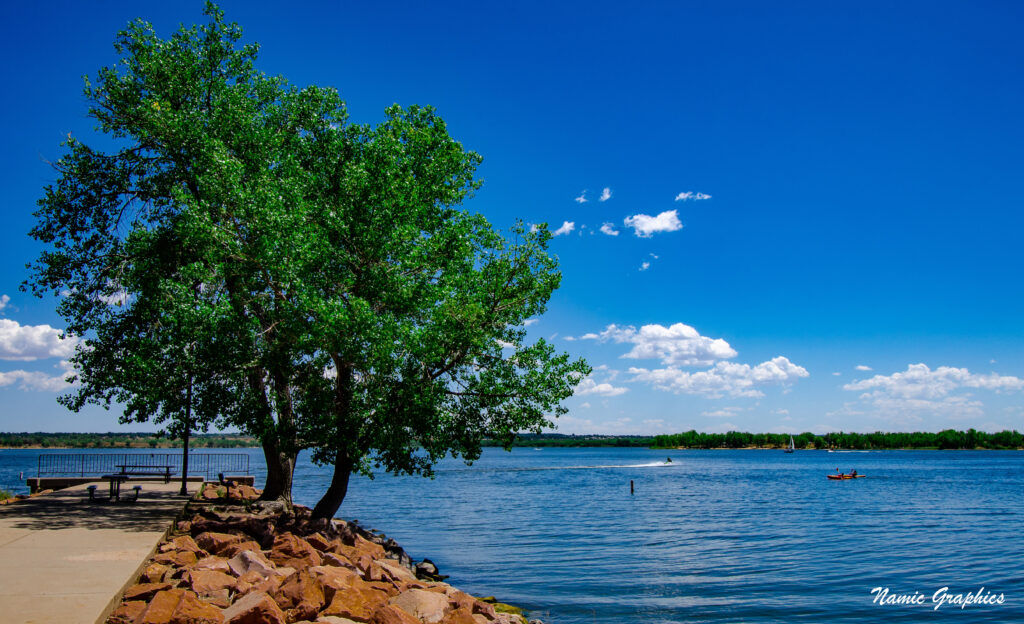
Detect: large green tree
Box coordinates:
(26, 3, 588, 520)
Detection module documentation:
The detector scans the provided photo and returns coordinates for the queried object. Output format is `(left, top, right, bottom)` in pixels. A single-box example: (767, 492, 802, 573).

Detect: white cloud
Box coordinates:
(496, 339, 516, 349)
(844, 363, 1024, 399)
(0, 295, 9, 313)
(832, 372, 842, 376)
(0, 360, 77, 392)
(580, 322, 737, 367)
(841, 363, 1024, 423)
(772, 408, 790, 415)
(574, 375, 629, 397)
(639, 262, 650, 271)
(629, 356, 810, 398)
(579, 402, 591, 409)
(599, 187, 612, 202)
(623, 210, 683, 237)
(599, 223, 619, 236)
(674, 191, 712, 202)
(523, 318, 539, 327)
(552, 221, 576, 236)
(575, 190, 588, 203)
(0, 319, 78, 361)
(529, 223, 539, 233)
(855, 364, 872, 371)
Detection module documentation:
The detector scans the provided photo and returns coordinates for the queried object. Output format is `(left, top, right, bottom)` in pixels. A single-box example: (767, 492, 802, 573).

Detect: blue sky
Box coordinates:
(2, 1, 1023, 434)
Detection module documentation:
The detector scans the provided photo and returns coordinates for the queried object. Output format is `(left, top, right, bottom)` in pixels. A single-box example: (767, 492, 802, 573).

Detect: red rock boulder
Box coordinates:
(123, 582, 174, 602)
(268, 533, 322, 569)
(221, 591, 287, 624)
(188, 569, 237, 595)
(134, 589, 224, 624)
(269, 570, 325, 622)
(106, 600, 147, 624)
(321, 585, 391, 621)
(389, 588, 452, 624)
(196, 532, 248, 556)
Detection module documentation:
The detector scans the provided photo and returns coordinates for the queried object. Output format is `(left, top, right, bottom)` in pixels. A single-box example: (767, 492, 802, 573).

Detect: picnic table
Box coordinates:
(99, 474, 131, 501)
(89, 464, 175, 502)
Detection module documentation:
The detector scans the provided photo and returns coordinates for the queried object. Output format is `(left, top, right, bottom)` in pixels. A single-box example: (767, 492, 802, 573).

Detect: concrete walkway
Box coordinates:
(0, 480, 196, 624)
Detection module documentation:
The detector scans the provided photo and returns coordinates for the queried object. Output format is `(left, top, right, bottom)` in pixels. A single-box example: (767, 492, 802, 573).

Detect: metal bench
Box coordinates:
(115, 464, 175, 483)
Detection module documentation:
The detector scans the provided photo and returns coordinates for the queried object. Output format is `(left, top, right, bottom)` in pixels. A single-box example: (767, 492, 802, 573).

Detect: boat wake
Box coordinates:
(437, 461, 677, 474)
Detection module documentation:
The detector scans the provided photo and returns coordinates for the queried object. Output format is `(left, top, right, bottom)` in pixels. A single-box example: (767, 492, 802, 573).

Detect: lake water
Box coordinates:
(3, 446, 1022, 622)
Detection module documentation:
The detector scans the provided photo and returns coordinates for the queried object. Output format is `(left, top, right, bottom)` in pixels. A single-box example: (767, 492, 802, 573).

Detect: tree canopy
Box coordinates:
(26, 2, 588, 519)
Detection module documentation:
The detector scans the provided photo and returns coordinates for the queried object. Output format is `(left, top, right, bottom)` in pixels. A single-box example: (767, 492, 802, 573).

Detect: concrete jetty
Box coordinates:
(0, 481, 196, 624)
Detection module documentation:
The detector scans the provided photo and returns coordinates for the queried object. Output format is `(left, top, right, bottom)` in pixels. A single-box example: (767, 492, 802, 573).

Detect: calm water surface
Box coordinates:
(3, 447, 1022, 622)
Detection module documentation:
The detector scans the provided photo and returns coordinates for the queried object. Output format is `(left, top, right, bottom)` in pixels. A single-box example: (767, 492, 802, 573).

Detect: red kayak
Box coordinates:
(827, 474, 866, 480)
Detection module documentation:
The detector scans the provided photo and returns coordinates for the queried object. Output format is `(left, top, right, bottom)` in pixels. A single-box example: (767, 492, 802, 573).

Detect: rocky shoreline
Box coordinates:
(106, 482, 542, 624)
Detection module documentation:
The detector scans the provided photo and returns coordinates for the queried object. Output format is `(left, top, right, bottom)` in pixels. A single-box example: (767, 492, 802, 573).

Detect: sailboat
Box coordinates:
(784, 436, 795, 453)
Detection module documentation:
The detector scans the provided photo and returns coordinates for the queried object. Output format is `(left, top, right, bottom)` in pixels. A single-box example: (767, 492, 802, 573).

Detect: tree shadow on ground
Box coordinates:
(0, 487, 190, 532)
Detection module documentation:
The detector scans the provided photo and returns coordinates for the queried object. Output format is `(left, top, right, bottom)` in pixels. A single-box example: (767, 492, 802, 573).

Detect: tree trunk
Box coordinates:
(311, 452, 352, 520)
(259, 435, 295, 506)
(311, 357, 355, 521)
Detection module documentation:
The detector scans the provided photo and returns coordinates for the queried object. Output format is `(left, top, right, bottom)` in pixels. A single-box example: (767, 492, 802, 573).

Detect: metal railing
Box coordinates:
(37, 452, 249, 479)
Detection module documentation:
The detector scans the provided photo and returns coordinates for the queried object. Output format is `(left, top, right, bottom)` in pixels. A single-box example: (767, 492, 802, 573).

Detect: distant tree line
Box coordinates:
(652, 429, 1024, 450)
(5, 429, 1021, 451)
(0, 432, 256, 449)
(482, 433, 656, 447)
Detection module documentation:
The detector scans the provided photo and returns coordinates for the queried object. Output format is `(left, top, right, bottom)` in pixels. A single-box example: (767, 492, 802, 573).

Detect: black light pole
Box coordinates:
(179, 371, 192, 496)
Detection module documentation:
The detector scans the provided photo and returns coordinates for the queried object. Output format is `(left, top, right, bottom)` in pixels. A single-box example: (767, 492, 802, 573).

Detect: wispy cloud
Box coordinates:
(639, 261, 650, 271)
(524, 318, 539, 327)
(599, 187, 612, 202)
(0, 295, 9, 313)
(552, 221, 576, 236)
(623, 209, 683, 237)
(599, 223, 619, 236)
(575, 190, 588, 204)
(675, 191, 712, 202)
(855, 364, 872, 371)
(702, 406, 745, 418)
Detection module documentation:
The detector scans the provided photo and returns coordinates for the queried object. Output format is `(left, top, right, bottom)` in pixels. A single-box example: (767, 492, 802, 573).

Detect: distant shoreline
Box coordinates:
(1, 429, 1021, 451)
